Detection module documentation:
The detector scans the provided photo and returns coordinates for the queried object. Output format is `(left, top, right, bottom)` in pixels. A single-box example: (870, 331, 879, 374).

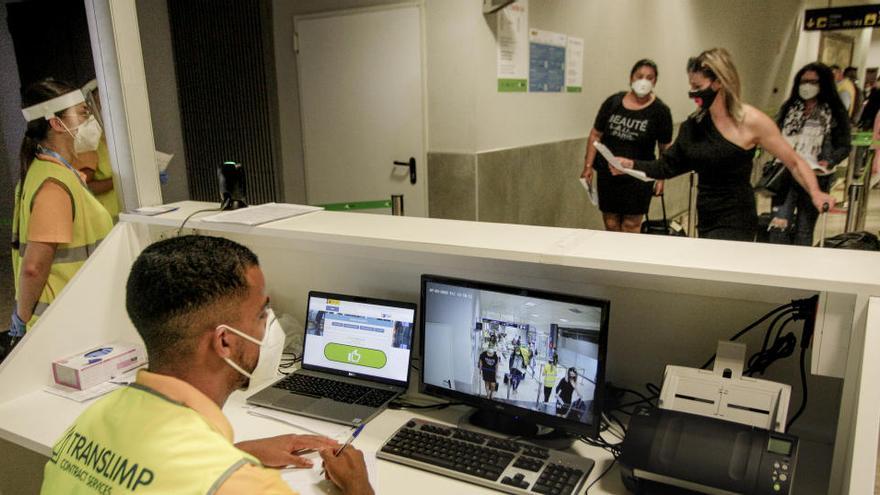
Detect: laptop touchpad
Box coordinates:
(273, 393, 318, 411)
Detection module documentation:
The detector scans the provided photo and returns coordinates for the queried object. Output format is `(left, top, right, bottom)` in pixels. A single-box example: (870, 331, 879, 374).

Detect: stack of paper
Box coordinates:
(201, 203, 323, 226)
(579, 178, 598, 206)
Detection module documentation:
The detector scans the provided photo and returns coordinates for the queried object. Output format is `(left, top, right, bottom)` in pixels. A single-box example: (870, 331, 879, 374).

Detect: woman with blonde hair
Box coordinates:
(613, 48, 835, 241)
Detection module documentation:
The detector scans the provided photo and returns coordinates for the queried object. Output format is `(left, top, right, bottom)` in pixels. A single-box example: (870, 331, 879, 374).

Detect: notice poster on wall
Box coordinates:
(528, 29, 566, 93)
(496, 0, 528, 92)
(565, 36, 584, 93)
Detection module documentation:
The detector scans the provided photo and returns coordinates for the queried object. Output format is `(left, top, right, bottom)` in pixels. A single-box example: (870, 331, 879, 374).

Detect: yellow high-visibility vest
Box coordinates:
(93, 139, 121, 221)
(41, 383, 260, 494)
(12, 158, 113, 330)
(543, 364, 558, 388)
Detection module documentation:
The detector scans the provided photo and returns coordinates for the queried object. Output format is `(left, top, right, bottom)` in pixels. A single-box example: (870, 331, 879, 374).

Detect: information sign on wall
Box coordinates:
(528, 29, 566, 93)
(565, 36, 584, 93)
(496, 0, 528, 92)
(804, 4, 880, 31)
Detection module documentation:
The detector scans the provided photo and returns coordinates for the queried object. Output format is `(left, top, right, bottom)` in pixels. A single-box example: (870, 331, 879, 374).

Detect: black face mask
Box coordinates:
(688, 86, 718, 111)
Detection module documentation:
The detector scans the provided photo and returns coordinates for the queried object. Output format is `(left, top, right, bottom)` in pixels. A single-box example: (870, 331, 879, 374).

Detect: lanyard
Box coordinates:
(36, 146, 89, 190)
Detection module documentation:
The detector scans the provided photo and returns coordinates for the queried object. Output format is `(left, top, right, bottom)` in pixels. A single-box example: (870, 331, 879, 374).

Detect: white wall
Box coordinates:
(135, 0, 189, 203)
(427, 0, 814, 153)
(868, 29, 880, 70)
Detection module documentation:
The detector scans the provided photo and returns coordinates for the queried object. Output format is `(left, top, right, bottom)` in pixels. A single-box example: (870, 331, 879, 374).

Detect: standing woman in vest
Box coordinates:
(612, 48, 836, 241)
(582, 59, 674, 233)
(76, 80, 121, 222)
(9, 79, 113, 344)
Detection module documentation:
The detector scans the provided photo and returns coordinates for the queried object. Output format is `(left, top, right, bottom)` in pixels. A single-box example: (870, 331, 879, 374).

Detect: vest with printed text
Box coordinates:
(40, 384, 261, 494)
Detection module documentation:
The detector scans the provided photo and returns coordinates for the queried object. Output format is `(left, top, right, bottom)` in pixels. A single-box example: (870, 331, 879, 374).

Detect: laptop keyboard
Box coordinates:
(272, 373, 396, 407)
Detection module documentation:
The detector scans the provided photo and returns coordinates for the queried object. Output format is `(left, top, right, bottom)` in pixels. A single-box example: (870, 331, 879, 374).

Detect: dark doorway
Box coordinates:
(6, 0, 96, 90)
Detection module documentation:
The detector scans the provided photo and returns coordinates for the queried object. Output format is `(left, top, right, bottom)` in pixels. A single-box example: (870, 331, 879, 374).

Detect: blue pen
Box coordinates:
(321, 424, 365, 475)
(335, 424, 365, 457)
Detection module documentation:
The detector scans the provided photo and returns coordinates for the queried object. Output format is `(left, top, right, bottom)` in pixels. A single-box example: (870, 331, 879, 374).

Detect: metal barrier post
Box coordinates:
(845, 184, 863, 233)
(687, 172, 698, 237)
(391, 195, 405, 216)
(856, 148, 874, 231)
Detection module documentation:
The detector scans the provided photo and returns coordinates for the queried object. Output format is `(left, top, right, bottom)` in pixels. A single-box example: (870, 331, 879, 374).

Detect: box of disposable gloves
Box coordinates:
(52, 341, 147, 390)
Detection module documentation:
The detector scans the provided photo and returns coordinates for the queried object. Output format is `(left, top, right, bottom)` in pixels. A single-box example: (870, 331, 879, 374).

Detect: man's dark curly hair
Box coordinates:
(126, 235, 259, 370)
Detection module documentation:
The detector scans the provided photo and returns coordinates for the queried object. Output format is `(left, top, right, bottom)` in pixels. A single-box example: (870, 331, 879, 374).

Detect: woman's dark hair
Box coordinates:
(630, 59, 658, 80)
(687, 56, 716, 80)
(567, 367, 577, 382)
(778, 62, 848, 127)
(18, 78, 78, 180)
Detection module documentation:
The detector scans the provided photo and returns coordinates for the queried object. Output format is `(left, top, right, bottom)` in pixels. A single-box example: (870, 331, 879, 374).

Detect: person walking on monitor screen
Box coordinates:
(541, 354, 560, 407)
(478, 345, 500, 399)
(556, 367, 583, 418)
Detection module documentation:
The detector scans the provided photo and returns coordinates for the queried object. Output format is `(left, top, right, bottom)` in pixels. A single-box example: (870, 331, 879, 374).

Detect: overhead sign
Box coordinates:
(804, 5, 880, 31)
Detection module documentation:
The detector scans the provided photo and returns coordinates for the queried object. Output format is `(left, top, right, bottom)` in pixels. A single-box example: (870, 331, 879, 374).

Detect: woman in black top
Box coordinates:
(613, 48, 836, 241)
(582, 59, 673, 233)
(555, 367, 581, 417)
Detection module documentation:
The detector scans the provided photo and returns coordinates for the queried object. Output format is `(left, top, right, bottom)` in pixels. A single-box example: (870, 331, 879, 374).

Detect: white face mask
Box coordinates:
(631, 78, 654, 98)
(60, 115, 103, 153)
(799, 83, 820, 101)
(218, 323, 265, 380)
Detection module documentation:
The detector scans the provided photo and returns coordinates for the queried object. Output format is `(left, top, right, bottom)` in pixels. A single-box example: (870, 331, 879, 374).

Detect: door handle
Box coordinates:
(393, 157, 417, 185)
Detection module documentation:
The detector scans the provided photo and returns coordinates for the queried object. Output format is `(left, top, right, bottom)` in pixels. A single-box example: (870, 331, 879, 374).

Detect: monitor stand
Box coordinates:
(467, 409, 575, 450)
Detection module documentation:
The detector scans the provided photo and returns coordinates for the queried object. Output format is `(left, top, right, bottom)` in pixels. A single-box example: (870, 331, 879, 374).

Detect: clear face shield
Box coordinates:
(81, 79, 103, 128)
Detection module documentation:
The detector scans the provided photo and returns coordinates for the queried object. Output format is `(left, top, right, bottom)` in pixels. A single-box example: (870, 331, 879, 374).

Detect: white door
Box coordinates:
(296, 5, 427, 216)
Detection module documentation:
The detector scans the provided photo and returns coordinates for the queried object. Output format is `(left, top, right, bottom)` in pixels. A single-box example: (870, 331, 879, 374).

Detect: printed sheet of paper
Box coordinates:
(593, 141, 652, 182)
(529, 29, 566, 93)
(565, 36, 583, 92)
(496, 0, 528, 92)
(579, 178, 598, 206)
(281, 450, 378, 495)
(201, 203, 323, 226)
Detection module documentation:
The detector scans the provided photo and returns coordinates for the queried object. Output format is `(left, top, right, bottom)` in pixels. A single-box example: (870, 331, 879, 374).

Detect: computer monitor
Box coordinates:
(420, 275, 609, 439)
(303, 291, 416, 387)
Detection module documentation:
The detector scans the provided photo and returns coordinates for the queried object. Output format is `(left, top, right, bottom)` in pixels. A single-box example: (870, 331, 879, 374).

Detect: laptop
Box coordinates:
(247, 291, 416, 426)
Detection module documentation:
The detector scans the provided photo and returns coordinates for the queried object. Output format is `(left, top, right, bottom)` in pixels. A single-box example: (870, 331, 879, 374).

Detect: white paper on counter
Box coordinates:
(281, 449, 378, 495)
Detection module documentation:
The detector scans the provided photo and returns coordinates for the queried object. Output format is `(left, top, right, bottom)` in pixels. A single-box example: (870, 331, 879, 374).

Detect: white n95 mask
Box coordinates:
(631, 79, 654, 98)
(799, 83, 820, 101)
(218, 308, 285, 388)
(218, 323, 266, 380)
(60, 115, 102, 153)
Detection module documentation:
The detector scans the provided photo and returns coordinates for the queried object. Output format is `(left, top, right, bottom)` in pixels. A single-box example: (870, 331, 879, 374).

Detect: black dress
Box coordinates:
(593, 92, 673, 215)
(634, 115, 758, 241)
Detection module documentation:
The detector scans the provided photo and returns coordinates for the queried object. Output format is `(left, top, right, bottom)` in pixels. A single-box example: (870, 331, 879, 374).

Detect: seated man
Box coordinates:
(41, 235, 374, 494)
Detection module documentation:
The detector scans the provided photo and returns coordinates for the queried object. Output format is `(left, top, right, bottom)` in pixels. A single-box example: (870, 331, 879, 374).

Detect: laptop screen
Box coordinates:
(302, 292, 416, 386)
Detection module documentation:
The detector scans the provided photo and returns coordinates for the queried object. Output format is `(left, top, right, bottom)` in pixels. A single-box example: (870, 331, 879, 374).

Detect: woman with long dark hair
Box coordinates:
(555, 367, 582, 417)
(9, 79, 113, 344)
(768, 63, 851, 245)
(613, 49, 836, 241)
(582, 59, 673, 233)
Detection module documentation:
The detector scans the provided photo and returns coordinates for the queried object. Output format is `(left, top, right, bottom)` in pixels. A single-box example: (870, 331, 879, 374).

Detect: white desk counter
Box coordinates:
(0, 201, 876, 494)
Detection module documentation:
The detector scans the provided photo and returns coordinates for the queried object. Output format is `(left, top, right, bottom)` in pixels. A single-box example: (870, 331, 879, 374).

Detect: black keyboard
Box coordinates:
(378, 419, 595, 495)
(271, 373, 396, 407)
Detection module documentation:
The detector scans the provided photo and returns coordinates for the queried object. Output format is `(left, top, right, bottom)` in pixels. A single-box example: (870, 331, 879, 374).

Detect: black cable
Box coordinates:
(585, 459, 617, 494)
(746, 317, 797, 376)
(786, 346, 809, 430)
(177, 207, 222, 236)
(699, 305, 796, 369)
(387, 399, 462, 410)
(757, 311, 797, 359)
